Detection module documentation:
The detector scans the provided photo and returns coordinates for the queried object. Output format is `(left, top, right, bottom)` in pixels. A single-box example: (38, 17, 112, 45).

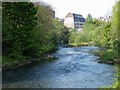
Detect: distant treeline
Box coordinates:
(2, 2, 69, 68)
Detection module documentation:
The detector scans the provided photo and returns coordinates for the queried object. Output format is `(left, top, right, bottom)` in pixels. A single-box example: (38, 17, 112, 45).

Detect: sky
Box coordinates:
(33, 0, 116, 19)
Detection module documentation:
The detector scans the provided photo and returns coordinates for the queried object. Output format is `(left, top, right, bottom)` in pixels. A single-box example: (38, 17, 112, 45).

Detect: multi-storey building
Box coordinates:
(64, 13, 85, 31)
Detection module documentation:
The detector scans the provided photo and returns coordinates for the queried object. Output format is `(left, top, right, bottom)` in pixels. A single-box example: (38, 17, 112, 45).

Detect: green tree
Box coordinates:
(86, 14, 93, 23)
(111, 1, 119, 50)
(2, 2, 69, 68)
(2, 2, 37, 61)
(82, 14, 97, 42)
(33, 3, 68, 57)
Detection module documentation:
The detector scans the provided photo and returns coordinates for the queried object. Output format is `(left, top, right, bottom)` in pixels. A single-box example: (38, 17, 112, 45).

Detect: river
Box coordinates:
(2, 46, 116, 88)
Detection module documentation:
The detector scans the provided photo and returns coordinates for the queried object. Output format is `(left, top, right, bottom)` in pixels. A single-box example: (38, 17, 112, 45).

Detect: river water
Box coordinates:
(2, 46, 116, 88)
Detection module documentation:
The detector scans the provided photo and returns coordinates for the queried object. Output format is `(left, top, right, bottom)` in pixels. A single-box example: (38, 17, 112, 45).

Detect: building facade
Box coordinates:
(51, 10, 55, 19)
(64, 13, 85, 31)
(99, 16, 112, 22)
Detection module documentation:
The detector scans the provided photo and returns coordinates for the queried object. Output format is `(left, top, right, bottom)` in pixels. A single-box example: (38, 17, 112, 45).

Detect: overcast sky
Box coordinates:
(33, 0, 116, 19)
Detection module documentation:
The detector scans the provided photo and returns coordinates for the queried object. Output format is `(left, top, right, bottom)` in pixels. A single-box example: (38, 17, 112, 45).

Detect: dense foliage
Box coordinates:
(2, 2, 38, 65)
(68, 1, 120, 88)
(68, 14, 97, 46)
(2, 2, 68, 68)
(68, 1, 120, 63)
(32, 3, 68, 57)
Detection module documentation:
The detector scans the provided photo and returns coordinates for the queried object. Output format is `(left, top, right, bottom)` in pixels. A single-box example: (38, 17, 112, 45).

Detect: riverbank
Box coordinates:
(67, 43, 119, 65)
(93, 49, 119, 65)
(2, 57, 55, 71)
(2, 47, 58, 71)
(67, 42, 89, 47)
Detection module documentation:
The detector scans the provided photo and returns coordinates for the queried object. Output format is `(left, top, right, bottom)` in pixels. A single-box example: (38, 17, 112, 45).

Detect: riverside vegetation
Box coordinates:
(68, 1, 120, 88)
(2, 2, 68, 70)
(2, 1, 120, 89)
(68, 2, 120, 65)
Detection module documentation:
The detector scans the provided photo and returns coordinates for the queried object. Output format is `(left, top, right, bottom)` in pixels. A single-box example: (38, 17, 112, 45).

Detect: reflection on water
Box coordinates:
(3, 46, 116, 88)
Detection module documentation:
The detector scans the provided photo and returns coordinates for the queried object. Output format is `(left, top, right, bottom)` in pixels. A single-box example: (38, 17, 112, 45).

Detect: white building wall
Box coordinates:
(64, 17, 74, 28)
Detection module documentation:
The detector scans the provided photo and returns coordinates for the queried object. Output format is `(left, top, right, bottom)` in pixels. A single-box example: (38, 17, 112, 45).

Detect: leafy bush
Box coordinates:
(100, 49, 117, 62)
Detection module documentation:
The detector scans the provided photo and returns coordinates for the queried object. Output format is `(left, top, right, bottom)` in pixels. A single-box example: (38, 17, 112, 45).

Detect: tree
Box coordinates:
(111, 0, 120, 54)
(2, 2, 69, 68)
(2, 2, 37, 60)
(86, 14, 93, 23)
(32, 3, 69, 56)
